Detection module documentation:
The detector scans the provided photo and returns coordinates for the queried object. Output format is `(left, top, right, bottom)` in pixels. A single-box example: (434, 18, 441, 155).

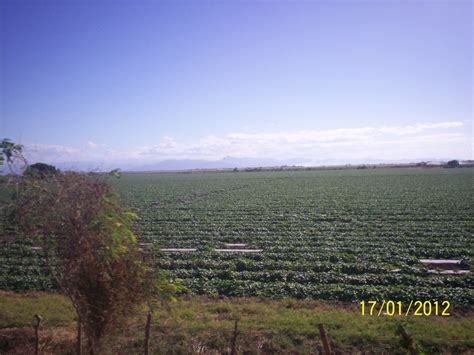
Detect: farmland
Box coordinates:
(1, 167, 473, 305)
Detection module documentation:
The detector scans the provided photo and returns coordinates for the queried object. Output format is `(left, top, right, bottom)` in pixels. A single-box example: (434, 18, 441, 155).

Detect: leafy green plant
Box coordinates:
(2, 165, 473, 306)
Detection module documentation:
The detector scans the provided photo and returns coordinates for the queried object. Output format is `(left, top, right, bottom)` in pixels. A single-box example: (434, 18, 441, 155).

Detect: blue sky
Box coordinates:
(1, 0, 472, 167)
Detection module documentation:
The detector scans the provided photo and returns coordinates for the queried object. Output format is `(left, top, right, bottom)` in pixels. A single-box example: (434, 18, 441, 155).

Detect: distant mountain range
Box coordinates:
(34, 157, 463, 172)
(41, 157, 307, 172)
(129, 157, 308, 171)
(2, 156, 466, 174)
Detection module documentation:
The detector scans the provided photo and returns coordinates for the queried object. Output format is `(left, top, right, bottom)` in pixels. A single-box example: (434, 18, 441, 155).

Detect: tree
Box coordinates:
(0, 138, 25, 172)
(1, 139, 174, 354)
(0, 138, 24, 165)
(12, 172, 159, 353)
(24, 162, 59, 178)
(446, 160, 460, 168)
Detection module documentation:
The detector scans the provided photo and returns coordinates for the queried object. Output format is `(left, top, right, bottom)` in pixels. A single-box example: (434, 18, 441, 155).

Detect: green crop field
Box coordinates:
(1, 167, 473, 305)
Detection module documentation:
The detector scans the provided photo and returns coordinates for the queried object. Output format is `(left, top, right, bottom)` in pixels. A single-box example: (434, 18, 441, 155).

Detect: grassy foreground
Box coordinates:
(0, 292, 473, 354)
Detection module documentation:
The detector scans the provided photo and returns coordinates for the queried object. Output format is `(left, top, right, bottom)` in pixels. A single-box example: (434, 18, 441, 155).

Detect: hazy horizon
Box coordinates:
(1, 1, 472, 168)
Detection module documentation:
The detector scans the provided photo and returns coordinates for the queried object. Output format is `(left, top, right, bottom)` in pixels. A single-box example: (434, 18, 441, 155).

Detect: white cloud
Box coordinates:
(378, 122, 464, 135)
(21, 121, 471, 168)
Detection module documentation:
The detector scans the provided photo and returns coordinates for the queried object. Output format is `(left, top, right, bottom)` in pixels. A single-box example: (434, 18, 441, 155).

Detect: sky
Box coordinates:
(1, 0, 472, 169)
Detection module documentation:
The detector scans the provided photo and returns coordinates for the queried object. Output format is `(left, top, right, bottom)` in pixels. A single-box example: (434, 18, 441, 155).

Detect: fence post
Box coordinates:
(318, 323, 333, 355)
(144, 311, 152, 355)
(397, 324, 418, 355)
(34, 314, 43, 355)
(230, 319, 239, 355)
